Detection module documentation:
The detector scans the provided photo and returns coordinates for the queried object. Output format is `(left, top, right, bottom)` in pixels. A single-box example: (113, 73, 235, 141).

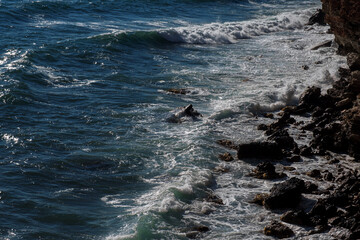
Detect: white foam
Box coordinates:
(159, 9, 314, 44)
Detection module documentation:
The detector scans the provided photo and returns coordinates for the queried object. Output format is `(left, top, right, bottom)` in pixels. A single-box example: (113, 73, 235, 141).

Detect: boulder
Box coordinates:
(264, 221, 294, 239)
(307, 9, 326, 26)
(264, 177, 305, 209)
(311, 40, 332, 50)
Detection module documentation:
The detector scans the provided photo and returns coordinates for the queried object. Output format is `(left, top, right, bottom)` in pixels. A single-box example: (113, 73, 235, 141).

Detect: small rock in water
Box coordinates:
(166, 104, 202, 123)
(281, 210, 308, 226)
(165, 88, 189, 95)
(302, 65, 309, 70)
(311, 40, 332, 50)
(264, 220, 294, 239)
(216, 139, 238, 150)
(218, 152, 234, 162)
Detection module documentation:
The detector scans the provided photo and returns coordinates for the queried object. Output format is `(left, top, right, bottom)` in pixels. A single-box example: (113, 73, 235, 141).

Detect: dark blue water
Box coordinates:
(0, 0, 337, 239)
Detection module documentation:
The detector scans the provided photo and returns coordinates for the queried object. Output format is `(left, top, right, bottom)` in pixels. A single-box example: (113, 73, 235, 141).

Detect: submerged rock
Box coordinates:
(166, 104, 202, 123)
(264, 220, 294, 239)
(165, 88, 190, 95)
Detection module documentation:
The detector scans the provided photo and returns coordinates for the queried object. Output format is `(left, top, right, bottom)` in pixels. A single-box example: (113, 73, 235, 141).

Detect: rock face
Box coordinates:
(321, 0, 360, 53)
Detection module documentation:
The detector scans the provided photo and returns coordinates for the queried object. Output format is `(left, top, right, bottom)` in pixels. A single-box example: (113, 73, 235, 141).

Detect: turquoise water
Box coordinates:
(0, 0, 343, 239)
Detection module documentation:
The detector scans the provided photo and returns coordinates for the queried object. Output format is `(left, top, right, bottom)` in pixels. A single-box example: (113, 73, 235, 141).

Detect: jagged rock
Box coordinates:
(166, 88, 189, 95)
(249, 193, 268, 206)
(216, 139, 238, 150)
(286, 155, 301, 162)
(237, 142, 284, 160)
(299, 145, 313, 156)
(264, 177, 305, 209)
(306, 169, 322, 179)
(307, 9, 326, 25)
(166, 104, 202, 123)
(264, 220, 294, 239)
(249, 162, 286, 179)
(206, 194, 223, 205)
(298, 86, 321, 109)
(281, 210, 308, 226)
(218, 152, 234, 162)
(321, 0, 360, 53)
(304, 181, 318, 193)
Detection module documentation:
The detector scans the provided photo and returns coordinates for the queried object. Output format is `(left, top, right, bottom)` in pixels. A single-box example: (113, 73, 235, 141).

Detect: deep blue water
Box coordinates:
(0, 0, 336, 239)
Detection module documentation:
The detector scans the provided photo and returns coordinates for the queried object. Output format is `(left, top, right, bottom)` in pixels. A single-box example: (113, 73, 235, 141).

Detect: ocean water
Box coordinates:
(0, 0, 347, 239)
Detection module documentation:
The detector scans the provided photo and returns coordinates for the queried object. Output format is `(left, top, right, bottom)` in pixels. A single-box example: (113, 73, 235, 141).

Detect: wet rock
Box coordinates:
(281, 210, 308, 226)
(249, 193, 268, 206)
(249, 161, 286, 179)
(335, 98, 352, 110)
(166, 88, 189, 95)
(166, 104, 202, 123)
(298, 86, 321, 110)
(237, 141, 284, 160)
(218, 152, 234, 162)
(216, 139, 238, 150)
(192, 225, 210, 233)
(186, 231, 199, 239)
(299, 145, 313, 156)
(347, 53, 360, 71)
(264, 220, 294, 239)
(213, 165, 230, 173)
(324, 172, 334, 181)
(263, 113, 274, 119)
(304, 181, 318, 193)
(306, 169, 322, 179)
(257, 123, 268, 131)
(286, 155, 301, 162)
(206, 194, 223, 205)
(307, 9, 326, 26)
(264, 177, 305, 209)
(268, 129, 298, 154)
(311, 40, 332, 50)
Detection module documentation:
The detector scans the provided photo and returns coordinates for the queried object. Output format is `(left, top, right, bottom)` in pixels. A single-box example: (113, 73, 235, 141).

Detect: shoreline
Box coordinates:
(216, 1, 360, 239)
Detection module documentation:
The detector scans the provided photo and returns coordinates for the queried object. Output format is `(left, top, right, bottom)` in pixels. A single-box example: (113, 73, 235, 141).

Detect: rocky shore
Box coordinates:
(217, 1, 360, 239)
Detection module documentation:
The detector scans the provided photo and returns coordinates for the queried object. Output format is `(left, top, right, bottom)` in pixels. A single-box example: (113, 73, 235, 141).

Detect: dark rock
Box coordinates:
(304, 181, 318, 193)
(347, 53, 360, 71)
(166, 104, 202, 123)
(263, 113, 274, 119)
(192, 225, 210, 233)
(264, 177, 305, 209)
(216, 139, 238, 150)
(299, 146, 313, 156)
(218, 152, 234, 162)
(281, 210, 308, 226)
(237, 141, 284, 160)
(311, 40, 332, 50)
(264, 220, 294, 239)
(166, 88, 189, 95)
(298, 86, 321, 110)
(206, 194, 223, 205)
(249, 161, 286, 179)
(287, 155, 301, 162)
(302, 65, 309, 70)
(249, 193, 268, 206)
(257, 124, 268, 131)
(306, 169, 322, 179)
(324, 172, 334, 181)
(335, 98, 353, 110)
(186, 231, 198, 239)
(307, 9, 326, 26)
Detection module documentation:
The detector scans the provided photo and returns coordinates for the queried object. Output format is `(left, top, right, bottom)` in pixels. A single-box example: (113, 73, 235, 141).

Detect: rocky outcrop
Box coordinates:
(321, 0, 360, 54)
